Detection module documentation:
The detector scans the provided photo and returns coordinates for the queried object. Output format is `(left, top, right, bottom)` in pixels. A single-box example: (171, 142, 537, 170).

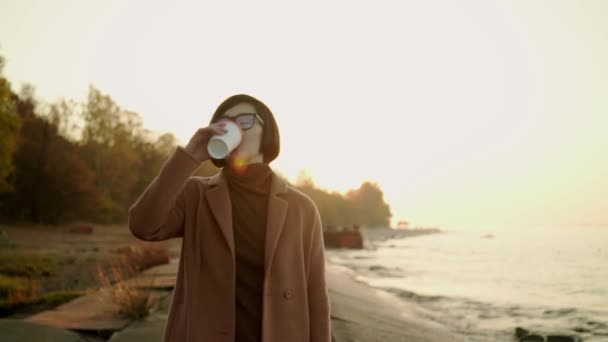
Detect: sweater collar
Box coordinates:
(207, 164, 288, 196)
(223, 162, 273, 194)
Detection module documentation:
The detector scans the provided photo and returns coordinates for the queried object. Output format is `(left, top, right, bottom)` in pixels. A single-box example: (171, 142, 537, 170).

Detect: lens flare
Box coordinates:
(228, 154, 249, 175)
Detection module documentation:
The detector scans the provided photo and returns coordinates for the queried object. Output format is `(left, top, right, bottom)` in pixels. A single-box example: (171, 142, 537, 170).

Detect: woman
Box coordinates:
(128, 94, 332, 342)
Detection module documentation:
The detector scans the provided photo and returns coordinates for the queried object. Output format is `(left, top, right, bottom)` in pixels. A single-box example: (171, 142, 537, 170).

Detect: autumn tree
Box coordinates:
(79, 85, 143, 222)
(0, 90, 99, 223)
(294, 171, 392, 228)
(0, 54, 21, 194)
(345, 181, 392, 228)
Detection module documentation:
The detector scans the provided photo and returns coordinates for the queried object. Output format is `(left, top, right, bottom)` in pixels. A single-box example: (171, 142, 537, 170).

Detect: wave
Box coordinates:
(382, 287, 446, 303)
(348, 272, 608, 341)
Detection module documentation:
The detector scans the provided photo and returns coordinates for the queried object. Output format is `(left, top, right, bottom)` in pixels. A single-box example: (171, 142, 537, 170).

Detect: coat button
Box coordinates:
(283, 288, 293, 300)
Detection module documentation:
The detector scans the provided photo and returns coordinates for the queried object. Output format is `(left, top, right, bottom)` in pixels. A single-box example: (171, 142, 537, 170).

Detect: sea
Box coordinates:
(325, 226, 608, 341)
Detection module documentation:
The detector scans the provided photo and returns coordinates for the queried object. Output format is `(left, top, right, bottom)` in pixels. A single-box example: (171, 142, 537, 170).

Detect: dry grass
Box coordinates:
(0, 252, 87, 316)
(96, 242, 170, 320)
(0, 276, 87, 316)
(6, 278, 41, 305)
(115, 241, 171, 272)
(0, 223, 177, 318)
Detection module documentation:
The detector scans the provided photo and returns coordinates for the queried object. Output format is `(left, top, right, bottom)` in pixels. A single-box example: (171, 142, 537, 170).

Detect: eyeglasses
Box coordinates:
(218, 113, 265, 130)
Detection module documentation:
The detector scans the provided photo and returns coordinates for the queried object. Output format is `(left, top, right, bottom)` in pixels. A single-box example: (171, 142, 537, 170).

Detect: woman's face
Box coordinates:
(220, 102, 264, 166)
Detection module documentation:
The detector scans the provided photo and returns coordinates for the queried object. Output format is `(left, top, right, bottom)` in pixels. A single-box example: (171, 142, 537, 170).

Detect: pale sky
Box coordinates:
(1, 0, 607, 230)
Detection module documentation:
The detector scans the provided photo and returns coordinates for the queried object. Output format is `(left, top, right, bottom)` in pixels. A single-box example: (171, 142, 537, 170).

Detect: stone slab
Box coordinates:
(0, 318, 88, 342)
(140, 259, 179, 277)
(119, 275, 176, 289)
(26, 288, 164, 332)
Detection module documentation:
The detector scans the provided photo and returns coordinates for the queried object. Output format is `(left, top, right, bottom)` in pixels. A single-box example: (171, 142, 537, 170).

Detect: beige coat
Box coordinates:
(128, 146, 332, 342)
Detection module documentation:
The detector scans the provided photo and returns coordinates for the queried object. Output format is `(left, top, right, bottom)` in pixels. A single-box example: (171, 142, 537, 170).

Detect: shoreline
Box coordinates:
(358, 227, 442, 247)
(325, 226, 462, 342)
(326, 262, 462, 342)
(325, 227, 597, 342)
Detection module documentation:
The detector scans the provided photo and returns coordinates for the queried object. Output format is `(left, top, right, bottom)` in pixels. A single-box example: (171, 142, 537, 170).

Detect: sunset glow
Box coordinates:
(1, 0, 607, 230)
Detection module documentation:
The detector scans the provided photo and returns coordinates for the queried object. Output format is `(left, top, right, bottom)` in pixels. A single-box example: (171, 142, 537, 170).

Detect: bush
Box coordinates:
(115, 242, 170, 272)
(96, 254, 155, 320)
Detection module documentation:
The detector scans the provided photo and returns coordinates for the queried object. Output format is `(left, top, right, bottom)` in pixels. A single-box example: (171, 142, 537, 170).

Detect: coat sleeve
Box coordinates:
(128, 146, 201, 241)
(307, 204, 332, 342)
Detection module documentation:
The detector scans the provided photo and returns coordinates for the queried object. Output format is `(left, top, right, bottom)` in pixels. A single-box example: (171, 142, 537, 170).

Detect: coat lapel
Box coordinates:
(205, 170, 234, 256)
(204, 167, 289, 273)
(264, 174, 288, 273)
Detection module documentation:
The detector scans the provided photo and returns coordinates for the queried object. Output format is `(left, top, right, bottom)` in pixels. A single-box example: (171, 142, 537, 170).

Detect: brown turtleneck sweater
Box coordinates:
(223, 162, 273, 342)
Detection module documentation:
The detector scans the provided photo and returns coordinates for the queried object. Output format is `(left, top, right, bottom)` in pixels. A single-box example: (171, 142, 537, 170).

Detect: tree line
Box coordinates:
(295, 172, 392, 228)
(0, 54, 391, 227)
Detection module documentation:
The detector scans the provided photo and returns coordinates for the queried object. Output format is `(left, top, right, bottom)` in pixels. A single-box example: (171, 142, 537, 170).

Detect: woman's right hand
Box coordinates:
(184, 121, 229, 162)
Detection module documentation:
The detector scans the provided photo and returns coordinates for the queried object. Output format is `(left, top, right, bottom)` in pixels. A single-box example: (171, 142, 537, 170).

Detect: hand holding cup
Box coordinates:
(184, 121, 231, 162)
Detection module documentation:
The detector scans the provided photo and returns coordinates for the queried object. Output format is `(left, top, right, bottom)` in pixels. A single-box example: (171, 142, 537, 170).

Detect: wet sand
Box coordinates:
(327, 262, 462, 342)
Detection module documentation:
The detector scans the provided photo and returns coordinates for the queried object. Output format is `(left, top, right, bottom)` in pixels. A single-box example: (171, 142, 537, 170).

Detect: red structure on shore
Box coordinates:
(323, 224, 364, 249)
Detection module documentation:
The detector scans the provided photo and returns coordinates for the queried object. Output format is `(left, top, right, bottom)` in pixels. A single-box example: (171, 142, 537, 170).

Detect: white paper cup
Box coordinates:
(207, 120, 243, 159)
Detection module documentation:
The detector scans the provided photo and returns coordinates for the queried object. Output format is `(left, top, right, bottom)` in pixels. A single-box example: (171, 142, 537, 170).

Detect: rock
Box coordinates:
(118, 275, 176, 289)
(514, 327, 581, 342)
(0, 319, 87, 342)
(26, 290, 131, 331)
(515, 327, 529, 339)
(369, 265, 386, 271)
(547, 336, 579, 342)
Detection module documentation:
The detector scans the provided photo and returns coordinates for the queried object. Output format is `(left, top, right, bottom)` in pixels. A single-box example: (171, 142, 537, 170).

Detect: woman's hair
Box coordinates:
(208, 94, 280, 168)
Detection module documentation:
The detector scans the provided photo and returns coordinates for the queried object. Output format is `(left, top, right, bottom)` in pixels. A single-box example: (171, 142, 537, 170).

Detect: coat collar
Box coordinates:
(204, 167, 289, 273)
